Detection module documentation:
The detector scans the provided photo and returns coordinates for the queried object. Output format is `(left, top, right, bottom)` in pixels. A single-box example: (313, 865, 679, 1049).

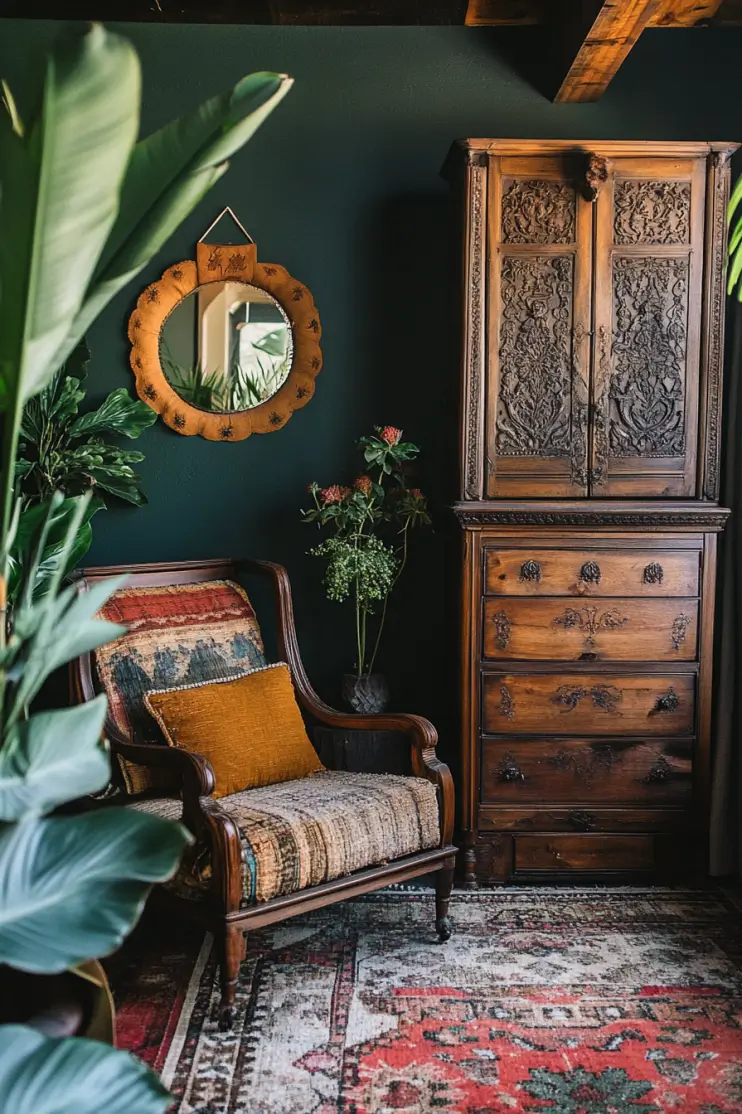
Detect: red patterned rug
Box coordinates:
(110, 888, 742, 1112)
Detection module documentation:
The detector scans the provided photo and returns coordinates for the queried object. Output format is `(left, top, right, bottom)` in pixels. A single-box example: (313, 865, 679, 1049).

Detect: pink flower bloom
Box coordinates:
(354, 475, 373, 495)
(319, 484, 346, 504)
(380, 426, 403, 446)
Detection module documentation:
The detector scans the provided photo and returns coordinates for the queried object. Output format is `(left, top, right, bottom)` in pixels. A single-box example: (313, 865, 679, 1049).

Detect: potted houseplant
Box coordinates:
(0, 22, 292, 1110)
(302, 426, 430, 712)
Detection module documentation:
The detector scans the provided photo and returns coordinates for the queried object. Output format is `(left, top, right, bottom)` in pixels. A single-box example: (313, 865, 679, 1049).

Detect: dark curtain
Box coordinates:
(710, 303, 742, 876)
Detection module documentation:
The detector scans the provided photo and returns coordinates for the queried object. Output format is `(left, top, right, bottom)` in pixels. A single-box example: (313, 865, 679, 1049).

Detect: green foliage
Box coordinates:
(17, 340, 156, 508)
(0, 21, 292, 1111)
(302, 426, 431, 677)
(0, 1026, 172, 1114)
(161, 342, 290, 411)
(729, 173, 742, 300)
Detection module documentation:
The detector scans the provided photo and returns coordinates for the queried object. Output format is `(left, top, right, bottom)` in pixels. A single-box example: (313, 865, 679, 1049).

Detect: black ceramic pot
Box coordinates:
(341, 673, 390, 714)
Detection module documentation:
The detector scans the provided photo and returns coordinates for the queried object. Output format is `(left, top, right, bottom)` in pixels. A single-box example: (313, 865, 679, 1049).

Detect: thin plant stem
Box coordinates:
(367, 517, 410, 676)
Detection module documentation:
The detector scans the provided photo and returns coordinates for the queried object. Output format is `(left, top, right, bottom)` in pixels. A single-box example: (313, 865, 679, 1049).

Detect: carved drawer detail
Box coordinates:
(483, 547, 700, 598)
(481, 738, 693, 806)
(482, 672, 695, 735)
(482, 597, 698, 661)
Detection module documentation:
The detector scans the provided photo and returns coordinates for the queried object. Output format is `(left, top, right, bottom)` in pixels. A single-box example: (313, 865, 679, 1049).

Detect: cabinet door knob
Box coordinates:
(579, 560, 601, 584)
(643, 562, 664, 585)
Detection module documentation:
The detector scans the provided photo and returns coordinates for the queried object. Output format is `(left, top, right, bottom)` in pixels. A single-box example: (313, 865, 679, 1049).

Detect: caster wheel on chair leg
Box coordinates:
(436, 916, 453, 943)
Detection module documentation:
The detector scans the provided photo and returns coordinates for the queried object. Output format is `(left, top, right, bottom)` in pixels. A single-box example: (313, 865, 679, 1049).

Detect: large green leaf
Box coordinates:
(0, 698, 109, 821)
(0, 25, 140, 410)
(7, 575, 126, 726)
(0, 809, 191, 972)
(7, 496, 104, 605)
(69, 387, 157, 440)
(0, 1025, 172, 1114)
(62, 71, 292, 353)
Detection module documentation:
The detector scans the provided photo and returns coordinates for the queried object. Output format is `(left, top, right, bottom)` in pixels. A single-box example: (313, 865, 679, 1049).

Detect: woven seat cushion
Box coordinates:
(129, 771, 440, 905)
(94, 579, 266, 792)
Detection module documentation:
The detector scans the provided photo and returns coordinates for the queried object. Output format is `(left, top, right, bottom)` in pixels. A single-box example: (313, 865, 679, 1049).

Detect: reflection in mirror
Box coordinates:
(159, 280, 293, 413)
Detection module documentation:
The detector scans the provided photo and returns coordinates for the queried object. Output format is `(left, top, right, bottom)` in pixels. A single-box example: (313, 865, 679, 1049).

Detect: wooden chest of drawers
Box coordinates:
(448, 139, 735, 883)
(460, 526, 724, 882)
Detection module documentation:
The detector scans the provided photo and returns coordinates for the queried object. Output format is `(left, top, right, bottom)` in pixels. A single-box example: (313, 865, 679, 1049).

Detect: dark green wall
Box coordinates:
(2, 20, 741, 742)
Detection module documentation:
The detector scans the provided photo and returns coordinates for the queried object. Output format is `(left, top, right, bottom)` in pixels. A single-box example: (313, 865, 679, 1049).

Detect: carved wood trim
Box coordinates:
(701, 150, 731, 500)
(462, 161, 487, 499)
(453, 503, 731, 528)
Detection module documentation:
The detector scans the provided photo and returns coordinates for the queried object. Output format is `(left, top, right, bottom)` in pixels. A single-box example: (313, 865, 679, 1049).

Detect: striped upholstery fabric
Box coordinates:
(129, 771, 440, 906)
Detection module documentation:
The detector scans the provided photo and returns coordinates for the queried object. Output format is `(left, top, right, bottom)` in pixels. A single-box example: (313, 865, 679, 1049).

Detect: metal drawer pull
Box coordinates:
(671, 614, 690, 651)
(650, 687, 680, 715)
(519, 559, 541, 583)
(498, 753, 525, 782)
(579, 560, 601, 584)
(643, 562, 664, 585)
(551, 683, 622, 714)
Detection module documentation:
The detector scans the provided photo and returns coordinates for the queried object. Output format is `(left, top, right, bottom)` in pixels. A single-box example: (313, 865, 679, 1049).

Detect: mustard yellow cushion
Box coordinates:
(143, 663, 323, 798)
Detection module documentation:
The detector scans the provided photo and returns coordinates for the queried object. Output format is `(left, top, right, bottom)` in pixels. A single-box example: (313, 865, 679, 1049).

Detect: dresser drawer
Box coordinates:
(514, 834, 655, 873)
(480, 737, 693, 806)
(483, 548, 700, 598)
(483, 597, 698, 661)
(482, 672, 695, 736)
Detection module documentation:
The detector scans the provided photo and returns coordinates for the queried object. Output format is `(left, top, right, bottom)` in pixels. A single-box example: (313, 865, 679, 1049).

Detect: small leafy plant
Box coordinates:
(17, 341, 157, 508)
(302, 426, 430, 678)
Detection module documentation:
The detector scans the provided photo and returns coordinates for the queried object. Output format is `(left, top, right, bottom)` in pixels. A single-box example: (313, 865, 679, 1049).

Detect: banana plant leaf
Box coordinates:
(0, 808, 191, 973)
(0, 25, 140, 411)
(0, 697, 109, 821)
(69, 387, 156, 439)
(0, 1025, 172, 1114)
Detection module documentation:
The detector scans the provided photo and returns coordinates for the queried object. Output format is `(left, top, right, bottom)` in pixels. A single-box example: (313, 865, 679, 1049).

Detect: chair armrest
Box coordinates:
(240, 558, 455, 846)
(107, 722, 216, 833)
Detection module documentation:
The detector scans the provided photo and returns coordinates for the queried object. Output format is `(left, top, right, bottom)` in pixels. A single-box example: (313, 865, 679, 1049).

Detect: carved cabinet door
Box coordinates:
(486, 155, 592, 497)
(589, 156, 707, 497)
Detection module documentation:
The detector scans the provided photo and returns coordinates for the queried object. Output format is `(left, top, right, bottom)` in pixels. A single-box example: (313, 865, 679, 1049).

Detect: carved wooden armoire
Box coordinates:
(448, 139, 737, 884)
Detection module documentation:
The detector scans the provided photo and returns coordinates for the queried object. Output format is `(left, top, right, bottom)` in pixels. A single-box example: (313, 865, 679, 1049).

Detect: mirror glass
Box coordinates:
(159, 280, 293, 413)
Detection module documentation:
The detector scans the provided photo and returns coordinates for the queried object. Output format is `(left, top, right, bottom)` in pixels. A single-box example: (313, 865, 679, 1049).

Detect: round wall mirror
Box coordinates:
(159, 281, 294, 413)
(128, 238, 322, 441)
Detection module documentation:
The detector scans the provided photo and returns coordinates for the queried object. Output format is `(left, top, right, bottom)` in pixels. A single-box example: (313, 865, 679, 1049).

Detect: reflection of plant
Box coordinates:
(161, 340, 289, 411)
(0, 22, 292, 1111)
(17, 339, 156, 507)
(302, 427, 431, 678)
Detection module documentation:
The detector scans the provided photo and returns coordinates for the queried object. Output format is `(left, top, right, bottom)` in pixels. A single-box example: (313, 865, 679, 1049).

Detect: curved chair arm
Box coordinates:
(240, 558, 455, 845)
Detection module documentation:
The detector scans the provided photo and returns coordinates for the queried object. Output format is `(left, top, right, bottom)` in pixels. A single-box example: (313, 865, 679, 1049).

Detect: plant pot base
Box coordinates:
(341, 673, 390, 714)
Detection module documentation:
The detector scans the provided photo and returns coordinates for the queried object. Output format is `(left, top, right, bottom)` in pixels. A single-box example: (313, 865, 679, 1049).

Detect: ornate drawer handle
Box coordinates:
(519, 559, 541, 583)
(650, 687, 680, 716)
(553, 605, 628, 647)
(498, 753, 525, 783)
(642, 756, 673, 784)
(499, 684, 515, 719)
(492, 610, 511, 650)
(568, 809, 598, 832)
(643, 562, 664, 585)
(671, 614, 690, 652)
(579, 560, 601, 584)
(551, 683, 622, 714)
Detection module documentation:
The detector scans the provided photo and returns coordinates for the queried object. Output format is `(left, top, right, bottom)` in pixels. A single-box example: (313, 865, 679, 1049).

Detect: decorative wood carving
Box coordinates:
(498, 752, 525, 782)
(497, 255, 572, 456)
(643, 561, 664, 584)
(501, 179, 576, 243)
(492, 609, 511, 649)
(650, 687, 680, 715)
(551, 683, 623, 714)
(570, 321, 590, 486)
(454, 507, 730, 528)
(609, 256, 688, 458)
(613, 180, 691, 244)
(584, 154, 608, 201)
(671, 613, 691, 651)
(591, 324, 611, 486)
(704, 150, 731, 500)
(552, 605, 628, 646)
(546, 742, 616, 785)
(499, 683, 515, 719)
(464, 163, 487, 498)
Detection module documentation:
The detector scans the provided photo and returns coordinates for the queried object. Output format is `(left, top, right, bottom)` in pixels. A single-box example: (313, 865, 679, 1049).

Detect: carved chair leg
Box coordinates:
(217, 923, 246, 1031)
(435, 862, 455, 943)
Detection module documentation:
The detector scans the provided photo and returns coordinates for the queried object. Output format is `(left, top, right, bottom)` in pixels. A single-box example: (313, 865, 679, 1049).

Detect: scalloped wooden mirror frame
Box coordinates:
(128, 241, 322, 441)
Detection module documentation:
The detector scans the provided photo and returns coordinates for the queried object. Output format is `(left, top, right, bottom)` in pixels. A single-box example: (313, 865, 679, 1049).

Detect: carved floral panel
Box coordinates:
(613, 180, 691, 245)
(501, 180, 576, 245)
(609, 256, 688, 458)
(497, 255, 573, 457)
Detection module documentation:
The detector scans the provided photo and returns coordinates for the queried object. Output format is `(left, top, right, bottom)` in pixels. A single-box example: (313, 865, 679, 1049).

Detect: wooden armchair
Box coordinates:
(70, 558, 456, 1029)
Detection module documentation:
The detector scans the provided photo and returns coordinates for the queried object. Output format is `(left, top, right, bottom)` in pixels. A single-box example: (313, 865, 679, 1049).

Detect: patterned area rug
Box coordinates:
(111, 888, 742, 1113)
